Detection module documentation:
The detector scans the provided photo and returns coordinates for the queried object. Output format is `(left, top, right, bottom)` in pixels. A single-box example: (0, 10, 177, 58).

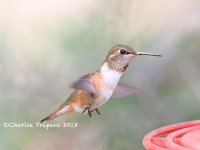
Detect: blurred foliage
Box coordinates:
(0, 0, 200, 150)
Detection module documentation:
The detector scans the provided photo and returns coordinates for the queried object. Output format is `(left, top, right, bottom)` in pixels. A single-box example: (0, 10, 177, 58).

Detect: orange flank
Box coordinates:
(91, 72, 103, 88)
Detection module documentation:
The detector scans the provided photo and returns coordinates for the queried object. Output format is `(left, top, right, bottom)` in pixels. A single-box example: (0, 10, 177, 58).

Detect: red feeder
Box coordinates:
(143, 120, 200, 150)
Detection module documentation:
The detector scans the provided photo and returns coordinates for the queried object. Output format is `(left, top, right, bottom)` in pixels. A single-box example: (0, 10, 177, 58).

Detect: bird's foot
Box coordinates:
(94, 108, 101, 115)
(82, 107, 92, 118)
(82, 107, 101, 118)
(91, 108, 101, 115)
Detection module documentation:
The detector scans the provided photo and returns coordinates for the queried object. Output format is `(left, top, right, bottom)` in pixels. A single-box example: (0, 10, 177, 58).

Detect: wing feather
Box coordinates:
(112, 83, 138, 98)
(71, 75, 97, 95)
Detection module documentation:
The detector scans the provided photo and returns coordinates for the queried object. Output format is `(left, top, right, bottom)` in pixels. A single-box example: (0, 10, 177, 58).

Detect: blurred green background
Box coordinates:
(0, 0, 200, 149)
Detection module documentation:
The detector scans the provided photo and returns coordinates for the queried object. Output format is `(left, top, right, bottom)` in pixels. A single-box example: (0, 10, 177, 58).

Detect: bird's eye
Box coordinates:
(120, 49, 126, 54)
(120, 49, 129, 55)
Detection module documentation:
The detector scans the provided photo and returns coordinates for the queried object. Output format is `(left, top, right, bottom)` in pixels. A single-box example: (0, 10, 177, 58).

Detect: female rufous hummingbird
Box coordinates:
(40, 44, 162, 123)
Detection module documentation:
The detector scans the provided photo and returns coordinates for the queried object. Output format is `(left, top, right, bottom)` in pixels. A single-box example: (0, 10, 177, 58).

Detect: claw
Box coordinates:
(88, 111, 92, 118)
(95, 108, 101, 115)
(82, 108, 87, 114)
(82, 107, 92, 118)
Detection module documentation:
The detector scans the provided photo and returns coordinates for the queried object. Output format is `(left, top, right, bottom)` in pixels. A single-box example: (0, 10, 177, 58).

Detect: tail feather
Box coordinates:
(40, 116, 50, 123)
(40, 110, 58, 123)
(40, 105, 73, 123)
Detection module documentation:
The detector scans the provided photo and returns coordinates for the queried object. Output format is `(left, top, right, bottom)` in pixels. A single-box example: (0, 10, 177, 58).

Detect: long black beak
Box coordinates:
(135, 51, 162, 57)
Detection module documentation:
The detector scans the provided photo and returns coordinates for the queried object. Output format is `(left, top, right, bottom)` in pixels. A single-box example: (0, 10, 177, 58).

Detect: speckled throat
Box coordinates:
(105, 56, 133, 73)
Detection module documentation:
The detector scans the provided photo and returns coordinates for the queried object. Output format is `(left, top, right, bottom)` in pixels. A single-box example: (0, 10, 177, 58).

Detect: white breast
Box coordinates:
(100, 62, 122, 89)
(96, 62, 122, 107)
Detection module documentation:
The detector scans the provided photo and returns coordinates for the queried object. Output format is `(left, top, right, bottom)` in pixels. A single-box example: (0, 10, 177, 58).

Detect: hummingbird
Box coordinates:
(40, 44, 162, 123)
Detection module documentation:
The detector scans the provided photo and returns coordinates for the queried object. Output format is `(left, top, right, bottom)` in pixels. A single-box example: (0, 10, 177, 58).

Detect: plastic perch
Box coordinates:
(143, 120, 200, 150)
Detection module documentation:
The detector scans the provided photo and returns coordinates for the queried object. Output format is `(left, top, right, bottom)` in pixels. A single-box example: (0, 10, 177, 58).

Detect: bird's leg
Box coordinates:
(91, 108, 101, 115)
(82, 107, 88, 114)
(88, 110, 92, 118)
(82, 107, 92, 118)
(95, 108, 101, 115)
